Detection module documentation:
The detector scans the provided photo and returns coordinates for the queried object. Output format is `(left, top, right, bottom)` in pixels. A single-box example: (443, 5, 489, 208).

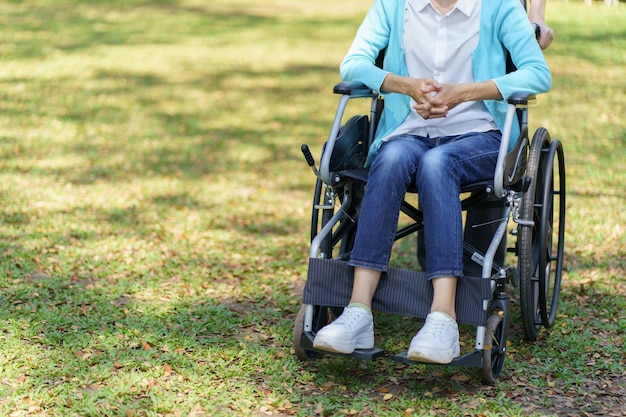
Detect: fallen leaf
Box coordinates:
(452, 374, 470, 382)
(188, 403, 206, 417)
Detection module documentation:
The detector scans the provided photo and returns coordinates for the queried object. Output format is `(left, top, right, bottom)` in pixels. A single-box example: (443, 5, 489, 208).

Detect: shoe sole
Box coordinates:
(407, 346, 460, 364)
(313, 333, 374, 354)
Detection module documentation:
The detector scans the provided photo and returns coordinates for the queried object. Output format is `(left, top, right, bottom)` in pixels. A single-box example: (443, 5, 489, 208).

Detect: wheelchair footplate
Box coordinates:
(298, 328, 386, 360)
(392, 350, 483, 368)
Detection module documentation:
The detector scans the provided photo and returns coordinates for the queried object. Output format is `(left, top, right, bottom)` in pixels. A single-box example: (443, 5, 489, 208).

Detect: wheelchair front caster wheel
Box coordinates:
(480, 312, 507, 384)
(293, 305, 319, 361)
(293, 304, 344, 360)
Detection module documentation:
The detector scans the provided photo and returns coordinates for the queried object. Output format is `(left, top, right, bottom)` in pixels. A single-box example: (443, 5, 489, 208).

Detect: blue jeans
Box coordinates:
(348, 130, 502, 280)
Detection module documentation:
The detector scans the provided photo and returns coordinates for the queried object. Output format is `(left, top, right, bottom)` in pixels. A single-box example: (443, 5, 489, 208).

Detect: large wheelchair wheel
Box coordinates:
(518, 128, 566, 341)
(310, 177, 362, 260)
(311, 178, 334, 258)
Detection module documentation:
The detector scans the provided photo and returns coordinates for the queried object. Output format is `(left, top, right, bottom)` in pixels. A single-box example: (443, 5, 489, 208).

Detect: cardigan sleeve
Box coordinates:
(490, 0, 552, 99)
(339, 0, 393, 93)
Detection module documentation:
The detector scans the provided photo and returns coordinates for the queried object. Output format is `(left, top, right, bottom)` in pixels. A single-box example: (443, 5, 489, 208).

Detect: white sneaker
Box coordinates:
(407, 312, 460, 364)
(313, 305, 374, 354)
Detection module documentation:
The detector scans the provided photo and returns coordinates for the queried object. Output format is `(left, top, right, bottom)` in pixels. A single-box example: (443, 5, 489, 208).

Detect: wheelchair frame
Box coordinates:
(295, 80, 566, 384)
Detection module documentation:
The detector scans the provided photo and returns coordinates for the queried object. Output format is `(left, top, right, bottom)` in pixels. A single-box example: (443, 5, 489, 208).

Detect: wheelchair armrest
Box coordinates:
(493, 92, 541, 196)
(507, 93, 537, 106)
(316, 82, 378, 184)
(333, 81, 376, 97)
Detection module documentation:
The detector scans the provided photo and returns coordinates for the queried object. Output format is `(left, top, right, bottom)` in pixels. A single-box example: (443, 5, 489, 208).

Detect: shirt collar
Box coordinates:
(413, 0, 477, 16)
(413, 0, 431, 11)
(455, 0, 477, 17)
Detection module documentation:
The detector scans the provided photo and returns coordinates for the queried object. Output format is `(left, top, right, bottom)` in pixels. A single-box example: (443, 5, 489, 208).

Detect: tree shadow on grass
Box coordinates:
(0, 61, 337, 188)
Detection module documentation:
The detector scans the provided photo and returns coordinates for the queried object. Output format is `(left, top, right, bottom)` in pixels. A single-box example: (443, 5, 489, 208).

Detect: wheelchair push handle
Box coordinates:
(534, 23, 541, 41)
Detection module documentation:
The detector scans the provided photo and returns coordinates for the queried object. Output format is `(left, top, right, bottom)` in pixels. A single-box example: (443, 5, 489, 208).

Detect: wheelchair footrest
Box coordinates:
(300, 331, 386, 360)
(393, 349, 483, 368)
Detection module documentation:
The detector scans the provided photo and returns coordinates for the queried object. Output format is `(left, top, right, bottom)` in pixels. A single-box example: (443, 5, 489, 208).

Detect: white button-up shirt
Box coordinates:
(386, 0, 498, 140)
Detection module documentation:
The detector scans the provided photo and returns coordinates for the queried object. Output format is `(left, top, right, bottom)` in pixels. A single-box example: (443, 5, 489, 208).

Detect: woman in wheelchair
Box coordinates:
(312, 0, 551, 364)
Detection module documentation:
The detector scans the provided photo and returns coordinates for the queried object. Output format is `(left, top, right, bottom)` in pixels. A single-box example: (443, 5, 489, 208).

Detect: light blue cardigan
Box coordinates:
(340, 0, 552, 165)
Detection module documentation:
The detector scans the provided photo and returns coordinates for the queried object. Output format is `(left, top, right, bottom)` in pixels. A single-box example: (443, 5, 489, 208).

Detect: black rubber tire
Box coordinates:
(518, 128, 550, 341)
(537, 140, 566, 329)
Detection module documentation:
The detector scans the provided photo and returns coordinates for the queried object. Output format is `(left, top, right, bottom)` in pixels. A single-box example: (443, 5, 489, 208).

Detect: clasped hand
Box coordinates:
(410, 79, 464, 120)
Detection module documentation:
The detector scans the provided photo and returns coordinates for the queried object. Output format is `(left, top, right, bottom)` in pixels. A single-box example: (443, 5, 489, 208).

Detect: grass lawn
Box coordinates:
(0, 0, 624, 416)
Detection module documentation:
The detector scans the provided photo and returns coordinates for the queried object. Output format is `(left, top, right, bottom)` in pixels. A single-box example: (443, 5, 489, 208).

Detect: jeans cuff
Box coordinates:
(426, 270, 463, 280)
(348, 259, 387, 273)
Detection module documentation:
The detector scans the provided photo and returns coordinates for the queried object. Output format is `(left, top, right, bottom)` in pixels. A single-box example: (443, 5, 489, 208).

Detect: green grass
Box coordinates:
(0, 0, 624, 416)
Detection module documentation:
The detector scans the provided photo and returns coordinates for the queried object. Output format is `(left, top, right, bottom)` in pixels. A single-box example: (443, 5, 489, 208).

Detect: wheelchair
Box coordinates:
(293, 69, 566, 383)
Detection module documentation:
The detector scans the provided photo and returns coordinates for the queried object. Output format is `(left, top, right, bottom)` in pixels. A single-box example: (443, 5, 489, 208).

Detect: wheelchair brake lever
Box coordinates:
(301, 144, 321, 177)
